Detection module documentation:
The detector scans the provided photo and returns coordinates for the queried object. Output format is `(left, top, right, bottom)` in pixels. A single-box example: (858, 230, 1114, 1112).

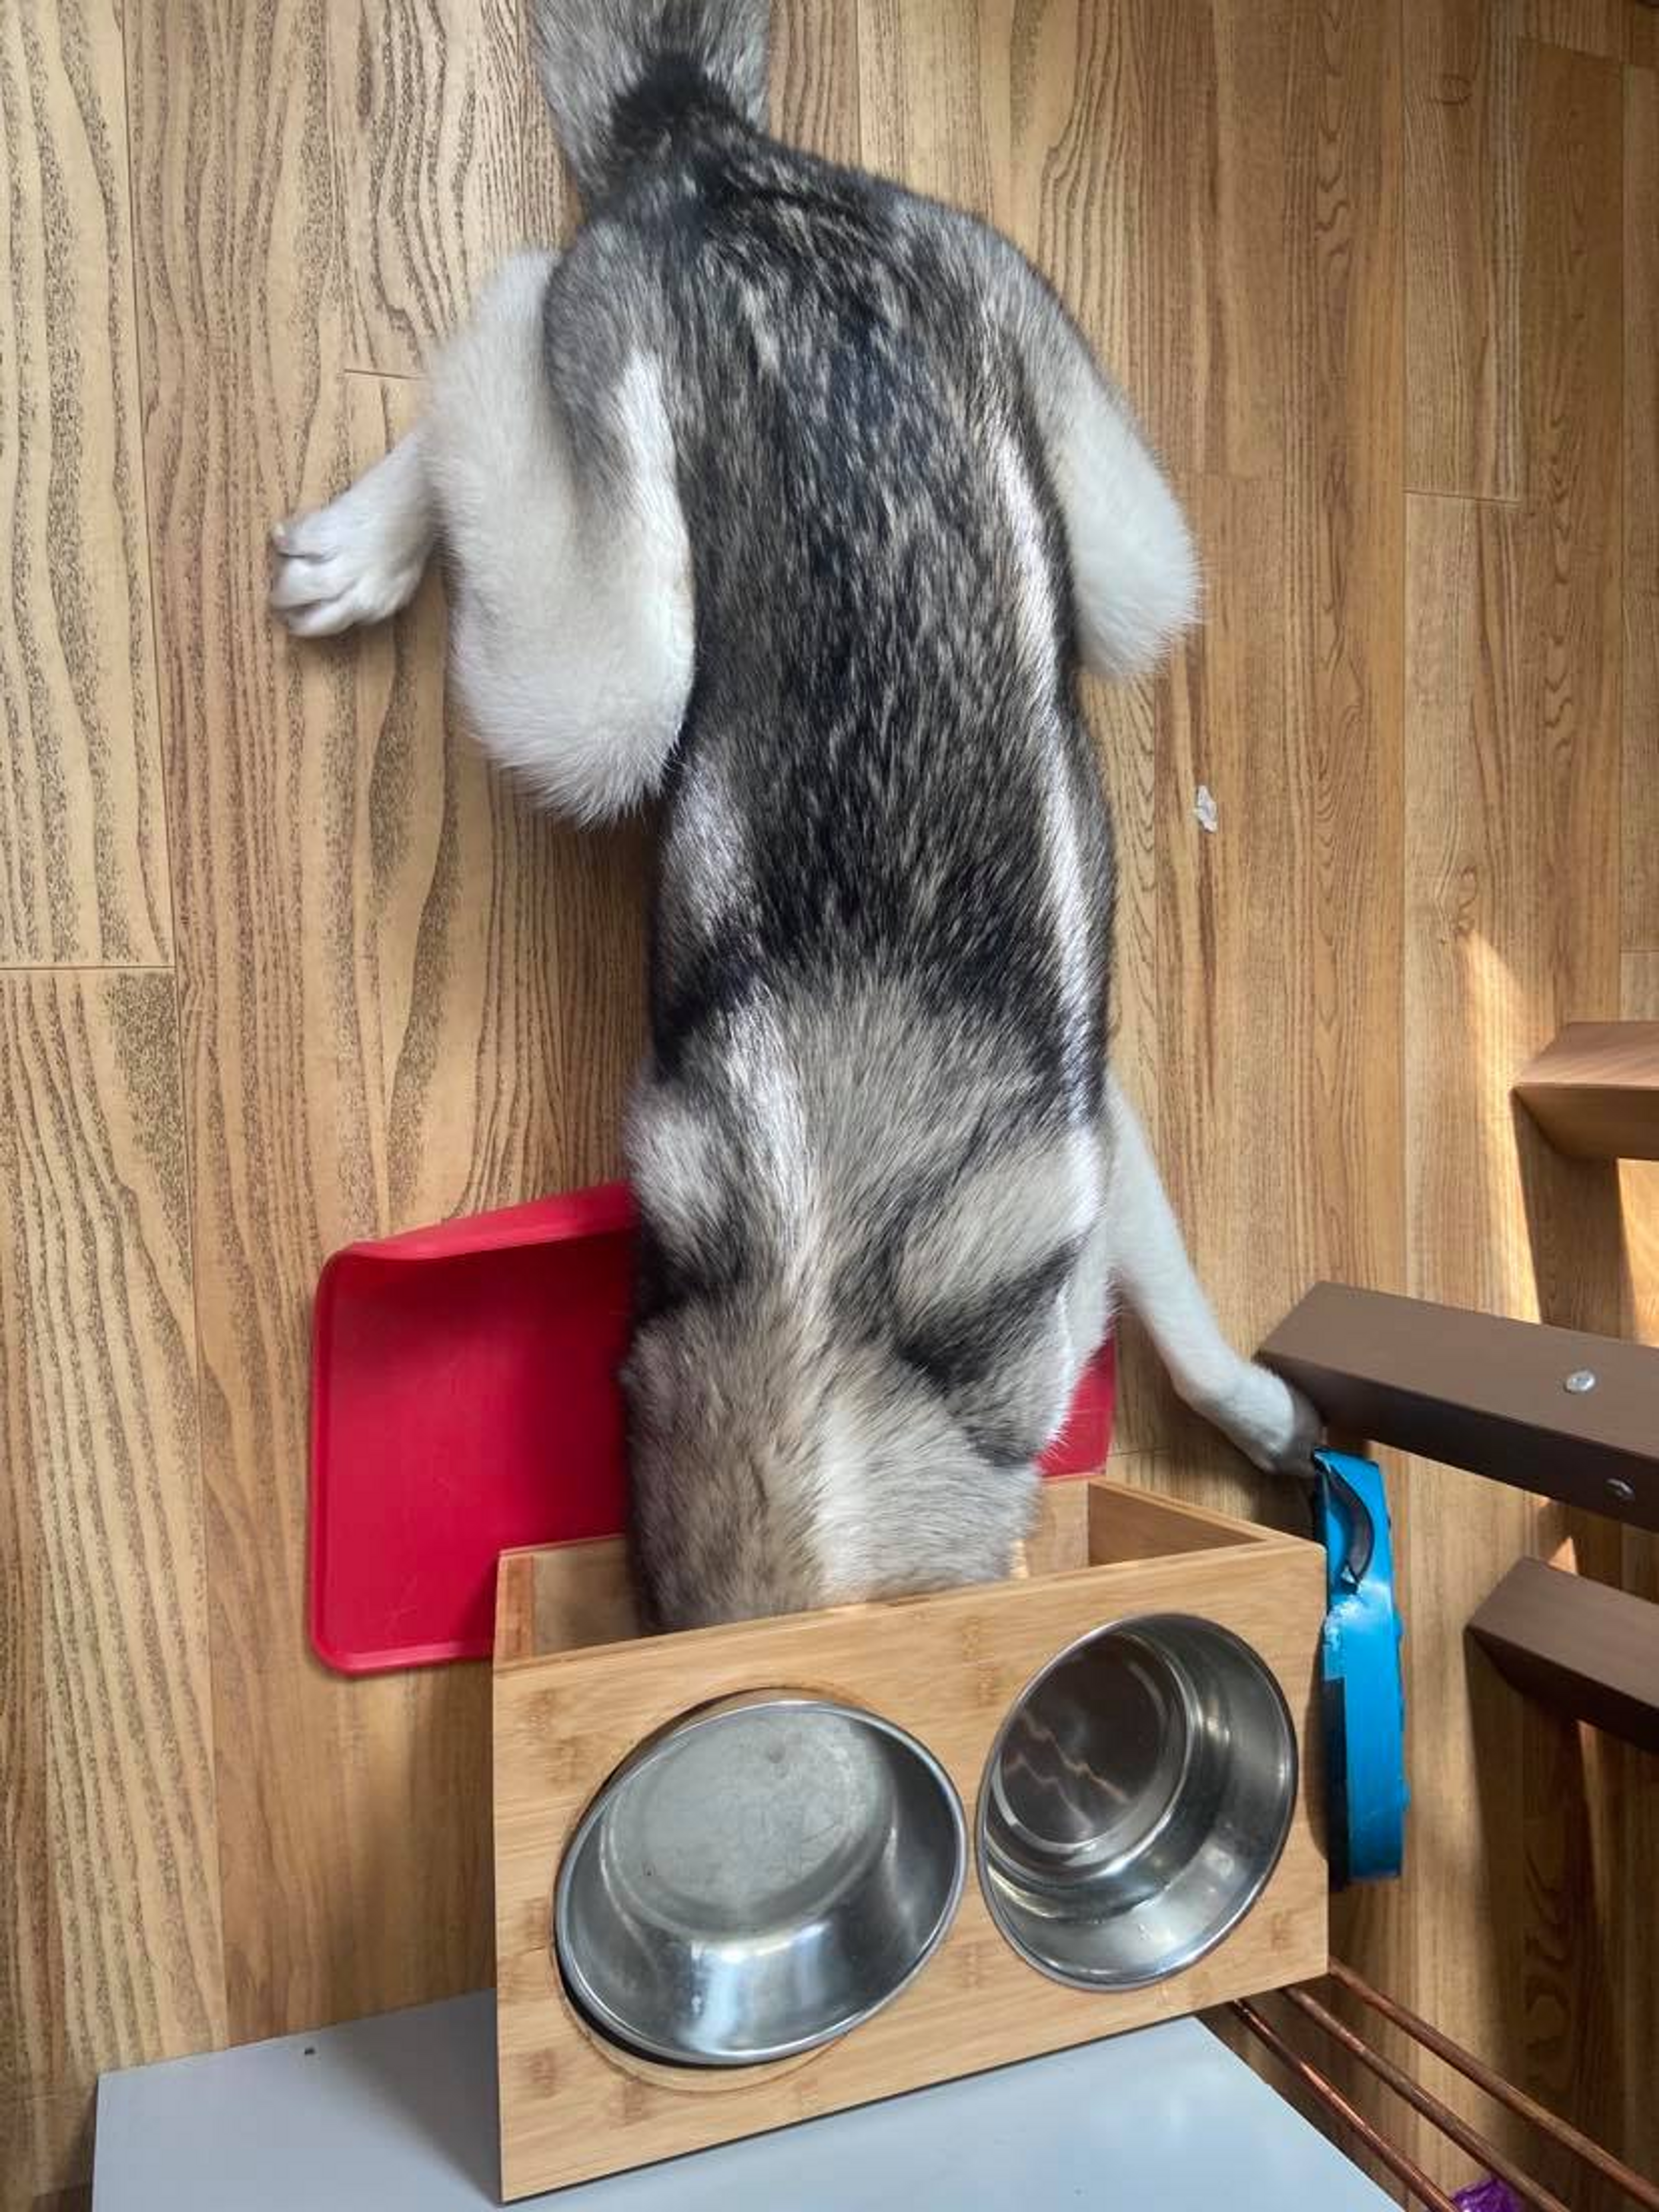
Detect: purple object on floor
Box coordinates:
(1455, 2183, 1524, 2212)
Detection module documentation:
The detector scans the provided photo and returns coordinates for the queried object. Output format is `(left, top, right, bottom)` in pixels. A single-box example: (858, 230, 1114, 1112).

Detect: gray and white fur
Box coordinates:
(270, 0, 1320, 1630)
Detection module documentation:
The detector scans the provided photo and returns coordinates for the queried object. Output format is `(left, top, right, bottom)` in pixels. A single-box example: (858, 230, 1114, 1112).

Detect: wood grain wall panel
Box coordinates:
(1623, 19, 1655, 1608)
(1398, 495, 1551, 2187)
(1507, 0, 1626, 54)
(122, 0, 642, 2051)
(855, 0, 1001, 220)
(1129, 0, 1411, 1509)
(1405, 0, 1522, 498)
(1628, 65, 1658, 594)
(1626, 955, 1659, 1345)
(1277, 0, 1407, 1304)
(1205, 2, 1293, 484)
(0, 973, 223, 2204)
(315, 375, 645, 1221)
(1611, 952, 1659, 2201)
(1039, 0, 1218, 483)
(125, 0, 408, 2043)
(1628, 594, 1659, 952)
(1151, 472, 1311, 1515)
(331, 0, 528, 377)
(1513, 55, 1630, 2204)
(1514, 41, 1622, 1013)
(1627, 65, 1659, 953)
(1097, 3, 1292, 1461)
(1396, 39, 1627, 2201)
(1502, 39, 1625, 1349)
(1090, 655, 1163, 1434)
(772, 0, 861, 167)
(0, 0, 171, 967)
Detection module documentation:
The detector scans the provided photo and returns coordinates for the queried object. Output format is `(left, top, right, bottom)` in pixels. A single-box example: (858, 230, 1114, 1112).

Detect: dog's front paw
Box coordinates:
(1210, 1362, 1322, 1477)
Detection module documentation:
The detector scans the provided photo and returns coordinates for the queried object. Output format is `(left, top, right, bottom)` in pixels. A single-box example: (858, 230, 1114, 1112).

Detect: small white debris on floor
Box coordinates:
(1194, 783, 1220, 834)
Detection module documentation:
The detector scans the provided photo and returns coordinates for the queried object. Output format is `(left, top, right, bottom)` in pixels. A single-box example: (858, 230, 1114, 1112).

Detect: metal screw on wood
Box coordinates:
(1563, 1369, 1597, 1394)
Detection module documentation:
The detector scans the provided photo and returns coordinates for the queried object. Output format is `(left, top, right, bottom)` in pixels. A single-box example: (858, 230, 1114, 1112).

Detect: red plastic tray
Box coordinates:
(309, 1182, 1116, 1673)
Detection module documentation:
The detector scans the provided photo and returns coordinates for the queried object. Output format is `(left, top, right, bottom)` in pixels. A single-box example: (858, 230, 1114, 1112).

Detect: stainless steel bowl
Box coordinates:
(554, 1694, 966, 2066)
(978, 1614, 1297, 1990)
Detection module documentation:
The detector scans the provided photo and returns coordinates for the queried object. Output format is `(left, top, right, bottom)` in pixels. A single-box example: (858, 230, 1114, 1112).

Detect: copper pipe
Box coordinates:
(1325, 1960, 1659, 2212)
(1282, 1986, 1570, 2212)
(1231, 1999, 1462, 2212)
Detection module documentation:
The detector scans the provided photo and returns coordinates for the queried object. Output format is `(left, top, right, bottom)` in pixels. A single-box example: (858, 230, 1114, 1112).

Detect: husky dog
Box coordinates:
(271, 0, 1319, 1628)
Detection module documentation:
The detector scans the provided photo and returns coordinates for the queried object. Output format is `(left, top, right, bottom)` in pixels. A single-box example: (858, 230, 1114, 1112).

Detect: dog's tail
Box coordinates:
(529, 0, 770, 201)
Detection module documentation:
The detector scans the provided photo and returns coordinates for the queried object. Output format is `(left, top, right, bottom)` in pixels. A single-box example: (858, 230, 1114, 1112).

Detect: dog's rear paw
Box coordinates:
(269, 441, 434, 638)
(269, 503, 426, 637)
(1210, 1362, 1323, 1478)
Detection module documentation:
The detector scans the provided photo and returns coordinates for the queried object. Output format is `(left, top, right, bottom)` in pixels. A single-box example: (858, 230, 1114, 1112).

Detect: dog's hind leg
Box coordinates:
(1032, 340, 1199, 683)
(1103, 1077, 1320, 1475)
(980, 238, 1198, 682)
(270, 250, 692, 822)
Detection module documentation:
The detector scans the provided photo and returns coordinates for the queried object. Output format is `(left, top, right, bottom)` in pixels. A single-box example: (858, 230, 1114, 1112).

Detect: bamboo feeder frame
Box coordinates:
(492, 1476, 1328, 2199)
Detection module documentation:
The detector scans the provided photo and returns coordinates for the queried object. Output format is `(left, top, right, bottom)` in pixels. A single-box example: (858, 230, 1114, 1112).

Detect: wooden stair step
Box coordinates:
(1469, 1558, 1659, 1754)
(1513, 1021, 1659, 1160)
(1260, 1284, 1659, 1531)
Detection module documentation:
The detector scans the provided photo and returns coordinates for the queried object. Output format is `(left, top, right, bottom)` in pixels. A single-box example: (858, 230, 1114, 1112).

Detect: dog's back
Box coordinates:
(528, 11, 1138, 1625)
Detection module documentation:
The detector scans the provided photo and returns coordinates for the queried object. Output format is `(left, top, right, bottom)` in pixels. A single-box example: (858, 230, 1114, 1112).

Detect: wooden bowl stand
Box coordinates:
(492, 1477, 1328, 2200)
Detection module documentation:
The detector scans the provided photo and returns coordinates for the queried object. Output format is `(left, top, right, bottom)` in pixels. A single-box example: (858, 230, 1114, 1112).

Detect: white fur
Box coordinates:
(896, 1126, 1102, 1325)
(724, 1000, 821, 1273)
(804, 1353, 1039, 1607)
(270, 434, 435, 636)
(1062, 1206, 1114, 1387)
(428, 256, 693, 821)
(270, 251, 693, 824)
(1040, 755, 1096, 1037)
(661, 751, 753, 942)
(810, 1391, 879, 1597)
(990, 428, 1059, 690)
(1049, 380, 1199, 681)
(991, 425, 1098, 1089)
(626, 1080, 723, 1256)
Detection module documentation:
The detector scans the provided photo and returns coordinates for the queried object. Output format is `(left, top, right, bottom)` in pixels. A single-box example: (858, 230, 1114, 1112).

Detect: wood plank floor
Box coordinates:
(2, 2, 1656, 2205)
